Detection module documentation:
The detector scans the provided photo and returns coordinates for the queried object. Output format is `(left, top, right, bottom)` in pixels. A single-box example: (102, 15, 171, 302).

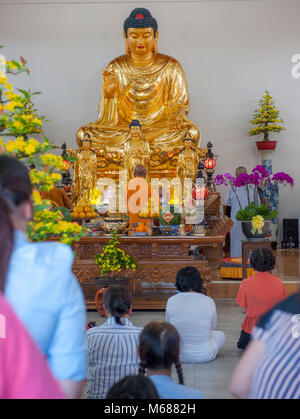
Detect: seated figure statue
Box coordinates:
(77, 8, 200, 153)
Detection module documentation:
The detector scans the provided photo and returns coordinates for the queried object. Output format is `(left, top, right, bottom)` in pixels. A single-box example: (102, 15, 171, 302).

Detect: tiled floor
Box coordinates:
(87, 298, 245, 399)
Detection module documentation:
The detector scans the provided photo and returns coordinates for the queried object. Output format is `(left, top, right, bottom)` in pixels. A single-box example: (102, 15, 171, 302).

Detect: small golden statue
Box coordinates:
(176, 135, 199, 183)
(77, 8, 200, 153)
(74, 134, 98, 205)
(124, 120, 150, 180)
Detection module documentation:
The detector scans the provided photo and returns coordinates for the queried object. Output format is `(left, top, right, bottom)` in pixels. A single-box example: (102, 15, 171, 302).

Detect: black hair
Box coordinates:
(129, 119, 141, 128)
(0, 156, 32, 292)
(107, 375, 159, 399)
(175, 266, 203, 293)
(138, 322, 184, 385)
(103, 285, 132, 325)
(124, 8, 158, 38)
(250, 247, 276, 272)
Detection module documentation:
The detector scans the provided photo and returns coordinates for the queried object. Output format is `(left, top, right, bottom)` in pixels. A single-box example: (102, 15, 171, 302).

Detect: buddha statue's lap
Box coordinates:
(77, 8, 200, 157)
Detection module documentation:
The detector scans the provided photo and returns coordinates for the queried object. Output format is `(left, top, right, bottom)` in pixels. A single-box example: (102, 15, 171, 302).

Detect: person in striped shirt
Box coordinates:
(230, 292, 300, 399)
(87, 285, 141, 399)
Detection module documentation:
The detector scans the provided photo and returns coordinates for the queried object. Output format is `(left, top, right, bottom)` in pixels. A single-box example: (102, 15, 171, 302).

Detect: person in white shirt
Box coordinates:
(166, 267, 226, 363)
(224, 166, 256, 258)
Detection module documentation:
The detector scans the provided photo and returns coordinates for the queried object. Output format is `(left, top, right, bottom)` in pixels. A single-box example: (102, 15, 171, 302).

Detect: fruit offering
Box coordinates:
(71, 202, 98, 219)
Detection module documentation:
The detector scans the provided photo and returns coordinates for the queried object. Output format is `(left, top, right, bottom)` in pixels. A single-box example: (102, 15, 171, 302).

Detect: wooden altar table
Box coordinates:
(72, 234, 227, 310)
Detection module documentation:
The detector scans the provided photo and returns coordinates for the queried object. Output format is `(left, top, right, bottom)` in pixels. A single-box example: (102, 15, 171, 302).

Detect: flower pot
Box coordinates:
(241, 220, 271, 241)
(256, 141, 277, 151)
(93, 277, 130, 288)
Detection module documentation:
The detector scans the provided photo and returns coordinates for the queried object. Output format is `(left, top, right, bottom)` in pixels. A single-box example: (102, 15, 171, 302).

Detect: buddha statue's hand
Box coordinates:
(168, 113, 184, 131)
(102, 69, 117, 98)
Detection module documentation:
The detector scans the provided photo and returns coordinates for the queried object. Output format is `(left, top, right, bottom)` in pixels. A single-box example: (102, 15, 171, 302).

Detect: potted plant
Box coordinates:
(250, 90, 285, 151)
(94, 230, 137, 285)
(214, 166, 294, 240)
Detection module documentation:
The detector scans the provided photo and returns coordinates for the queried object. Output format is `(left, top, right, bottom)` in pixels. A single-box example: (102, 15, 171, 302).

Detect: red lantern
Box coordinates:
(204, 157, 216, 170)
(192, 184, 209, 200)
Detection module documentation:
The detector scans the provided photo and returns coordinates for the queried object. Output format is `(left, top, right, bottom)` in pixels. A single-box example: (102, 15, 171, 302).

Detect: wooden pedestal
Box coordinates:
(242, 240, 272, 279)
(72, 235, 227, 310)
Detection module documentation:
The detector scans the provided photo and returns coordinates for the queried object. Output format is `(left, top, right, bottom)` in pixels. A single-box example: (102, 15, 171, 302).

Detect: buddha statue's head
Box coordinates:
(129, 119, 142, 139)
(183, 135, 194, 150)
(123, 8, 159, 57)
(82, 133, 92, 149)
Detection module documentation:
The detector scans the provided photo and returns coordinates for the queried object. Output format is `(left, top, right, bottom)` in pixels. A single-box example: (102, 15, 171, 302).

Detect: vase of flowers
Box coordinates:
(214, 166, 294, 241)
(94, 230, 137, 284)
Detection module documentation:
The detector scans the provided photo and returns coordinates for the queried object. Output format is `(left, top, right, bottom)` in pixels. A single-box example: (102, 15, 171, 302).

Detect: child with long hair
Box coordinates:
(138, 322, 204, 399)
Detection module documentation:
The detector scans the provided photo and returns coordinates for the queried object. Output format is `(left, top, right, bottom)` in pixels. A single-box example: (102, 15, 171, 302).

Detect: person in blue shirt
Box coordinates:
(138, 322, 204, 399)
(0, 156, 87, 399)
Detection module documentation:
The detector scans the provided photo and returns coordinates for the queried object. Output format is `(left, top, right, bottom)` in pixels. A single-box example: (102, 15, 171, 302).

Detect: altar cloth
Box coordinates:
(220, 257, 255, 279)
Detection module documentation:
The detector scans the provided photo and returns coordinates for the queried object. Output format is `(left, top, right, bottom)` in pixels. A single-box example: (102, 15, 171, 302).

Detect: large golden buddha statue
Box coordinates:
(77, 8, 200, 152)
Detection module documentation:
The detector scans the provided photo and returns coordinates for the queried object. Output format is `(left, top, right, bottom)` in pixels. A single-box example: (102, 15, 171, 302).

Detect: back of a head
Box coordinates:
(0, 156, 32, 291)
(106, 375, 159, 399)
(250, 247, 276, 272)
(134, 164, 146, 178)
(103, 285, 132, 325)
(175, 266, 203, 293)
(235, 166, 247, 177)
(139, 322, 180, 372)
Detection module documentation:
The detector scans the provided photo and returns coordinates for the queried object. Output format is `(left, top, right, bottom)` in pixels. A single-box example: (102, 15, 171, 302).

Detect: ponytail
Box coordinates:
(138, 322, 184, 384)
(175, 359, 184, 385)
(103, 285, 132, 325)
(0, 156, 32, 292)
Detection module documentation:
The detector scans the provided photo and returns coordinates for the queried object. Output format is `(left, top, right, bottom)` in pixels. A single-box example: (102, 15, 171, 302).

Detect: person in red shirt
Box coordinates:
(236, 247, 287, 350)
(0, 293, 64, 399)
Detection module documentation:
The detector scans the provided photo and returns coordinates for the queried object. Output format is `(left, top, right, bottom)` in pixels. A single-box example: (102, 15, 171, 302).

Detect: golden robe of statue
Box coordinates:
(77, 9, 200, 152)
(124, 120, 150, 180)
(74, 136, 98, 205)
(176, 137, 199, 181)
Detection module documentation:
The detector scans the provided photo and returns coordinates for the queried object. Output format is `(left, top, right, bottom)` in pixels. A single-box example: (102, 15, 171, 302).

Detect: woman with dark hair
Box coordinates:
(87, 285, 141, 399)
(236, 247, 287, 350)
(138, 322, 204, 399)
(106, 375, 159, 399)
(0, 156, 87, 399)
(166, 267, 225, 363)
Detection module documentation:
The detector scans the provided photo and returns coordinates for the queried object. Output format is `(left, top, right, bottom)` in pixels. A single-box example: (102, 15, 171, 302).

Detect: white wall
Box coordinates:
(1, 0, 299, 240)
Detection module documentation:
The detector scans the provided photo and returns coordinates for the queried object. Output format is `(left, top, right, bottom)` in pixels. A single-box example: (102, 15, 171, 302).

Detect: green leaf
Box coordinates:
(33, 204, 50, 214)
(53, 206, 72, 221)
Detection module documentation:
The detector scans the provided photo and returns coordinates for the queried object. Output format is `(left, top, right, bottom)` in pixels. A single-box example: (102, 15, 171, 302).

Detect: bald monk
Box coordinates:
(225, 167, 257, 257)
(126, 164, 159, 234)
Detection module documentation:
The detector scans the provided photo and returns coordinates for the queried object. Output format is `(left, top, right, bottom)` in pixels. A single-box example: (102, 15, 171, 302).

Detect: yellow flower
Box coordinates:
(5, 101, 18, 112)
(13, 120, 24, 130)
(31, 117, 43, 126)
(0, 71, 7, 84)
(32, 190, 43, 205)
(251, 215, 265, 235)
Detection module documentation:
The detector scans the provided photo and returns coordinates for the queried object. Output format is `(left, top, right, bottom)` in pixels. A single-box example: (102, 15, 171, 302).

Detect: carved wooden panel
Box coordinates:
(70, 235, 225, 309)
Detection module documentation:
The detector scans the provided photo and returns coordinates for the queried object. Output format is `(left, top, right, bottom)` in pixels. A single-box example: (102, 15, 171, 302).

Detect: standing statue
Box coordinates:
(77, 8, 200, 152)
(124, 119, 150, 180)
(74, 134, 98, 205)
(177, 135, 199, 182)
